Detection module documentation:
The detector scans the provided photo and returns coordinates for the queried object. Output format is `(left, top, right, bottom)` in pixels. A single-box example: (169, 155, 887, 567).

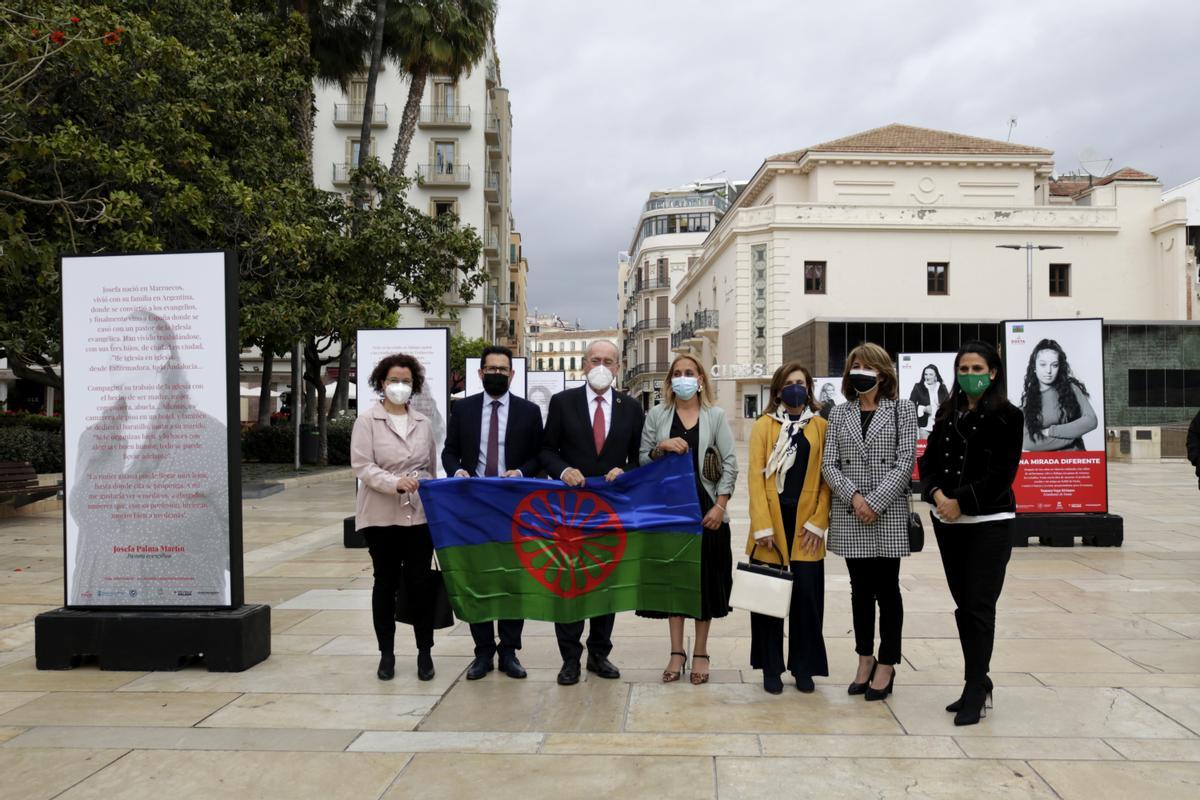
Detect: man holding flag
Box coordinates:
(442, 345, 543, 681)
(540, 340, 645, 685)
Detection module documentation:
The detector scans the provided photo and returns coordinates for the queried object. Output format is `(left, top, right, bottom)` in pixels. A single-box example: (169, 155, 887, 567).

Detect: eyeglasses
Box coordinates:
(481, 366, 509, 375)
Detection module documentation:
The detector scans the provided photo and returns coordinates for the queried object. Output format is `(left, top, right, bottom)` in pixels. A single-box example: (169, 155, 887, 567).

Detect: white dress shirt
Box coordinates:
(476, 391, 510, 477)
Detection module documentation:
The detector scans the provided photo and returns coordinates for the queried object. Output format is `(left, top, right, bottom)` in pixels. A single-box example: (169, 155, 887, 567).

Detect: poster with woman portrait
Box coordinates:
(813, 377, 846, 420)
(525, 371, 565, 424)
(899, 353, 957, 481)
(1004, 318, 1107, 513)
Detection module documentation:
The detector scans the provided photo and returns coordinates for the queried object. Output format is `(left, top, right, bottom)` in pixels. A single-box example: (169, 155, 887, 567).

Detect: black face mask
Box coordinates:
(848, 371, 879, 394)
(482, 373, 510, 397)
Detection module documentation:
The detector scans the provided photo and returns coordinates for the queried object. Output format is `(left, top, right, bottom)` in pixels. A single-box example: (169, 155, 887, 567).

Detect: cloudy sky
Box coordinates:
(494, 0, 1200, 329)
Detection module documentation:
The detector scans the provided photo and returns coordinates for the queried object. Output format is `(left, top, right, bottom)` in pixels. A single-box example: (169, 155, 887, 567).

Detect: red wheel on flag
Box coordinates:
(512, 489, 626, 598)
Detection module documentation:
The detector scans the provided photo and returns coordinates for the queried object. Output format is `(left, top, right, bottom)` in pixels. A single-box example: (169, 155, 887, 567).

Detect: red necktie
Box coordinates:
(485, 400, 500, 476)
(592, 396, 606, 455)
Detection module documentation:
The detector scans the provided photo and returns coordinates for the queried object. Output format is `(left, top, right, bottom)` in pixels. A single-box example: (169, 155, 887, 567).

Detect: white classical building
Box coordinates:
(672, 124, 1192, 438)
(616, 181, 740, 409)
(311, 35, 522, 348)
(531, 322, 619, 383)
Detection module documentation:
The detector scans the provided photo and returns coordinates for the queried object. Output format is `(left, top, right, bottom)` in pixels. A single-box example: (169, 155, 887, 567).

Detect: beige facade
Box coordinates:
(506, 230, 529, 357)
(531, 325, 619, 382)
(673, 124, 1192, 438)
(311, 36, 517, 342)
(617, 183, 738, 409)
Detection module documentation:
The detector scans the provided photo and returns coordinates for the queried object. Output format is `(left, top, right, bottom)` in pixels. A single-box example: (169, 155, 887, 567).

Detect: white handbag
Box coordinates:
(729, 544, 793, 618)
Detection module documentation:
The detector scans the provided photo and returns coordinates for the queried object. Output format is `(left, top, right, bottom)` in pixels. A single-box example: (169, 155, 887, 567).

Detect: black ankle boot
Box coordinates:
(417, 648, 435, 681)
(377, 653, 395, 681)
(953, 681, 992, 726)
(947, 676, 993, 713)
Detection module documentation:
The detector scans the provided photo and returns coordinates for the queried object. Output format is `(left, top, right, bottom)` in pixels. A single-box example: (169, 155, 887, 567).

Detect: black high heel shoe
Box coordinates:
(416, 648, 435, 681)
(947, 676, 994, 713)
(864, 664, 895, 701)
(954, 681, 992, 726)
(847, 660, 877, 695)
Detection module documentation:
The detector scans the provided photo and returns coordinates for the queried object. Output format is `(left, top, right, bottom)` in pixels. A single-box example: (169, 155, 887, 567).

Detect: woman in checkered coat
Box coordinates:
(821, 343, 917, 702)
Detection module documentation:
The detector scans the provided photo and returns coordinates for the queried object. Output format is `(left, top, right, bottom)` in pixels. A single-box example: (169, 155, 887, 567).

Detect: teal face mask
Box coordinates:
(957, 373, 991, 398)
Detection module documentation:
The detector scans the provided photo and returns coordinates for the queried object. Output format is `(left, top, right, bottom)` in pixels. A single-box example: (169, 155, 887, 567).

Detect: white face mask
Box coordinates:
(587, 365, 614, 392)
(384, 382, 412, 405)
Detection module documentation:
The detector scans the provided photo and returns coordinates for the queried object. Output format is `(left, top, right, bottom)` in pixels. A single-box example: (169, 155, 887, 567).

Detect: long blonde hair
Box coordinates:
(660, 354, 713, 406)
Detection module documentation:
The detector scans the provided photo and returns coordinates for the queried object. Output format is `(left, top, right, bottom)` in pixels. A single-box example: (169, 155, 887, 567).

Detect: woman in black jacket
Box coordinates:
(918, 341, 1023, 727)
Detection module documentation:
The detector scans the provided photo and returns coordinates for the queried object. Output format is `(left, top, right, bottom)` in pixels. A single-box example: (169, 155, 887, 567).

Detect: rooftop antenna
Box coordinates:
(1006, 115, 1018, 141)
(1078, 147, 1113, 187)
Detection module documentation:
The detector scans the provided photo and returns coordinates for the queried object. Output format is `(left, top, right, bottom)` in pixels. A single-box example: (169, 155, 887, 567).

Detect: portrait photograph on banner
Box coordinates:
(60, 251, 239, 608)
(525, 371, 565, 423)
(813, 376, 846, 419)
(357, 328, 450, 477)
(465, 356, 527, 398)
(1004, 318, 1107, 513)
(899, 353, 958, 441)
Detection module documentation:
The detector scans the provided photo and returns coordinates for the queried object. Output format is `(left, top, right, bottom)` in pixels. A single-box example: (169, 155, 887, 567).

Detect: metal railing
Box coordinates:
(416, 164, 471, 184)
(486, 171, 500, 192)
(332, 162, 352, 183)
(419, 104, 470, 125)
(626, 362, 673, 380)
(644, 194, 729, 213)
(333, 103, 387, 124)
(633, 317, 670, 333)
(693, 309, 719, 330)
(630, 275, 671, 293)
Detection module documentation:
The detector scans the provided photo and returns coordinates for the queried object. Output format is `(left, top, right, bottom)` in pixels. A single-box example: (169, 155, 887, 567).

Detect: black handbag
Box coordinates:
(893, 402, 925, 553)
(395, 555, 456, 629)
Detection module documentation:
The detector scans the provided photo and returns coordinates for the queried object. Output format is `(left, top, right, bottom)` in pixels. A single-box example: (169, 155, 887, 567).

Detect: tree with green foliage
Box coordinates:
(449, 332, 489, 393)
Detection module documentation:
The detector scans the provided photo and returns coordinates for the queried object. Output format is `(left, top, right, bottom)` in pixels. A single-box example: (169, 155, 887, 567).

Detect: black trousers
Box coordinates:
(470, 619, 524, 660)
(934, 517, 1013, 684)
(845, 556, 903, 665)
(362, 524, 434, 653)
(749, 500, 829, 678)
(555, 614, 615, 665)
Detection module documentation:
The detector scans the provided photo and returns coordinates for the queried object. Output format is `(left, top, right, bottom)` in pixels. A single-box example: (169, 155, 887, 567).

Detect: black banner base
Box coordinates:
(34, 604, 271, 672)
(344, 515, 367, 548)
(1011, 513, 1124, 548)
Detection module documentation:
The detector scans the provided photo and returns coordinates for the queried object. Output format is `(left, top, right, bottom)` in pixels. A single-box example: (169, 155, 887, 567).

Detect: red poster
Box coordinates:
(1013, 451, 1107, 513)
(913, 440, 926, 482)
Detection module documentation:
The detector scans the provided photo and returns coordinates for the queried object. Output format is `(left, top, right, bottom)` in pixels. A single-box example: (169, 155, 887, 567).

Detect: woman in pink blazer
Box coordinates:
(351, 353, 439, 682)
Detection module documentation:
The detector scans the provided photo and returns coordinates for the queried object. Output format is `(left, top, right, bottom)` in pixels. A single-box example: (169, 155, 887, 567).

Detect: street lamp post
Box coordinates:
(996, 242, 1063, 319)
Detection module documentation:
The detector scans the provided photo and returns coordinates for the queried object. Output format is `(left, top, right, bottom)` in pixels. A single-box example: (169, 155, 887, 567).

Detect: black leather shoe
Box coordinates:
(586, 654, 620, 679)
(947, 676, 993, 712)
(847, 660, 877, 695)
(417, 649, 435, 681)
(557, 661, 581, 685)
(864, 665, 895, 701)
(499, 654, 527, 679)
(376, 653, 395, 681)
(763, 673, 783, 695)
(466, 656, 493, 681)
(794, 675, 815, 693)
(954, 681, 992, 726)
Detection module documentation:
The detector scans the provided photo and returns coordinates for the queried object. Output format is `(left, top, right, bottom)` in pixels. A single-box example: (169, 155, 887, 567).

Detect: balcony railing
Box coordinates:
(630, 275, 671, 293)
(332, 162, 352, 184)
(485, 170, 500, 202)
(333, 103, 387, 126)
(625, 362, 673, 380)
(633, 317, 671, 333)
(671, 321, 695, 347)
(485, 115, 500, 144)
(693, 309, 719, 331)
(416, 164, 471, 186)
(644, 194, 729, 214)
(418, 104, 471, 126)
(484, 227, 500, 253)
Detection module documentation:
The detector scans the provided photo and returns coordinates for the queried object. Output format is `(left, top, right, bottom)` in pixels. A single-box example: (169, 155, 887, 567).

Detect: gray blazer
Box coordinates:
(640, 402, 738, 517)
(821, 398, 917, 558)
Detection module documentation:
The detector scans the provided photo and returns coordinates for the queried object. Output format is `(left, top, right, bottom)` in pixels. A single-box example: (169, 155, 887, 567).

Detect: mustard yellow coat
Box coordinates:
(744, 413, 832, 566)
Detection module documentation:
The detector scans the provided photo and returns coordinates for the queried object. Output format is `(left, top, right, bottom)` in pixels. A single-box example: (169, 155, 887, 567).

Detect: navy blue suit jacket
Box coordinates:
(442, 392, 545, 477)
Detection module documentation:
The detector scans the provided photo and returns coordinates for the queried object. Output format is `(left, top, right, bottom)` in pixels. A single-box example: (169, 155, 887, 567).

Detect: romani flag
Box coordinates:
(418, 454, 702, 623)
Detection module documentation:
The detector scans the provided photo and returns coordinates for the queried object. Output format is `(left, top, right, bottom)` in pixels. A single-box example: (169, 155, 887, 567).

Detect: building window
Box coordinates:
(538, 358, 544, 370)
(570, 357, 576, 370)
(434, 140, 456, 174)
(927, 262, 949, 295)
(508, 319, 515, 338)
(804, 261, 826, 294)
(1049, 263, 1070, 297)
(558, 357, 564, 370)
(657, 258, 668, 283)
(1128, 369, 1200, 407)
(508, 281, 515, 302)
(431, 198, 458, 217)
(536, 342, 542, 352)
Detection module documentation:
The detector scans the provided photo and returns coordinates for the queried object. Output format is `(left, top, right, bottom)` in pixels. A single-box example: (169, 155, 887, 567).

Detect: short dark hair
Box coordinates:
(369, 353, 425, 395)
(480, 345, 513, 369)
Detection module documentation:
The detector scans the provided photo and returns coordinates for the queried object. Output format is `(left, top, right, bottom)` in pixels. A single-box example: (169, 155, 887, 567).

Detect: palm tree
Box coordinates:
(386, 0, 497, 177)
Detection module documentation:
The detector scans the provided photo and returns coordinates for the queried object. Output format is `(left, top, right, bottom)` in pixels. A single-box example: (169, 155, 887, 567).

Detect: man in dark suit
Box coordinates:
(442, 345, 543, 680)
(540, 339, 644, 686)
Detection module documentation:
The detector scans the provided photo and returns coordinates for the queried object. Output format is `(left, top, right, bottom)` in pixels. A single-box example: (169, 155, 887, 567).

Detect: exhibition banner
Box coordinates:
(465, 356, 527, 398)
(565, 379, 586, 390)
(899, 352, 957, 480)
(525, 371, 566, 424)
(1004, 318, 1107, 513)
(357, 328, 450, 477)
(813, 377, 846, 418)
(61, 251, 240, 608)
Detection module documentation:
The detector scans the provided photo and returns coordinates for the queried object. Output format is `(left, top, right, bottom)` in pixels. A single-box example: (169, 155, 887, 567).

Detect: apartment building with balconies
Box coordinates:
(617, 181, 741, 409)
(312, 35, 516, 342)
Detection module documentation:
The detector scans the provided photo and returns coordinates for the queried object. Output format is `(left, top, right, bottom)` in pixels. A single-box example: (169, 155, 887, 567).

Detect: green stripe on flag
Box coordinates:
(437, 531, 702, 623)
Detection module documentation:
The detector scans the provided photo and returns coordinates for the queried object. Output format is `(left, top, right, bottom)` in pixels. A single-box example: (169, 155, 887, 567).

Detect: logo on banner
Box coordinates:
(512, 489, 626, 599)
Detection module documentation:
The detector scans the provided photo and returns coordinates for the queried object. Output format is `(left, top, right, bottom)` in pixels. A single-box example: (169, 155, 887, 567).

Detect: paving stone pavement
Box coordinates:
(0, 449, 1198, 798)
